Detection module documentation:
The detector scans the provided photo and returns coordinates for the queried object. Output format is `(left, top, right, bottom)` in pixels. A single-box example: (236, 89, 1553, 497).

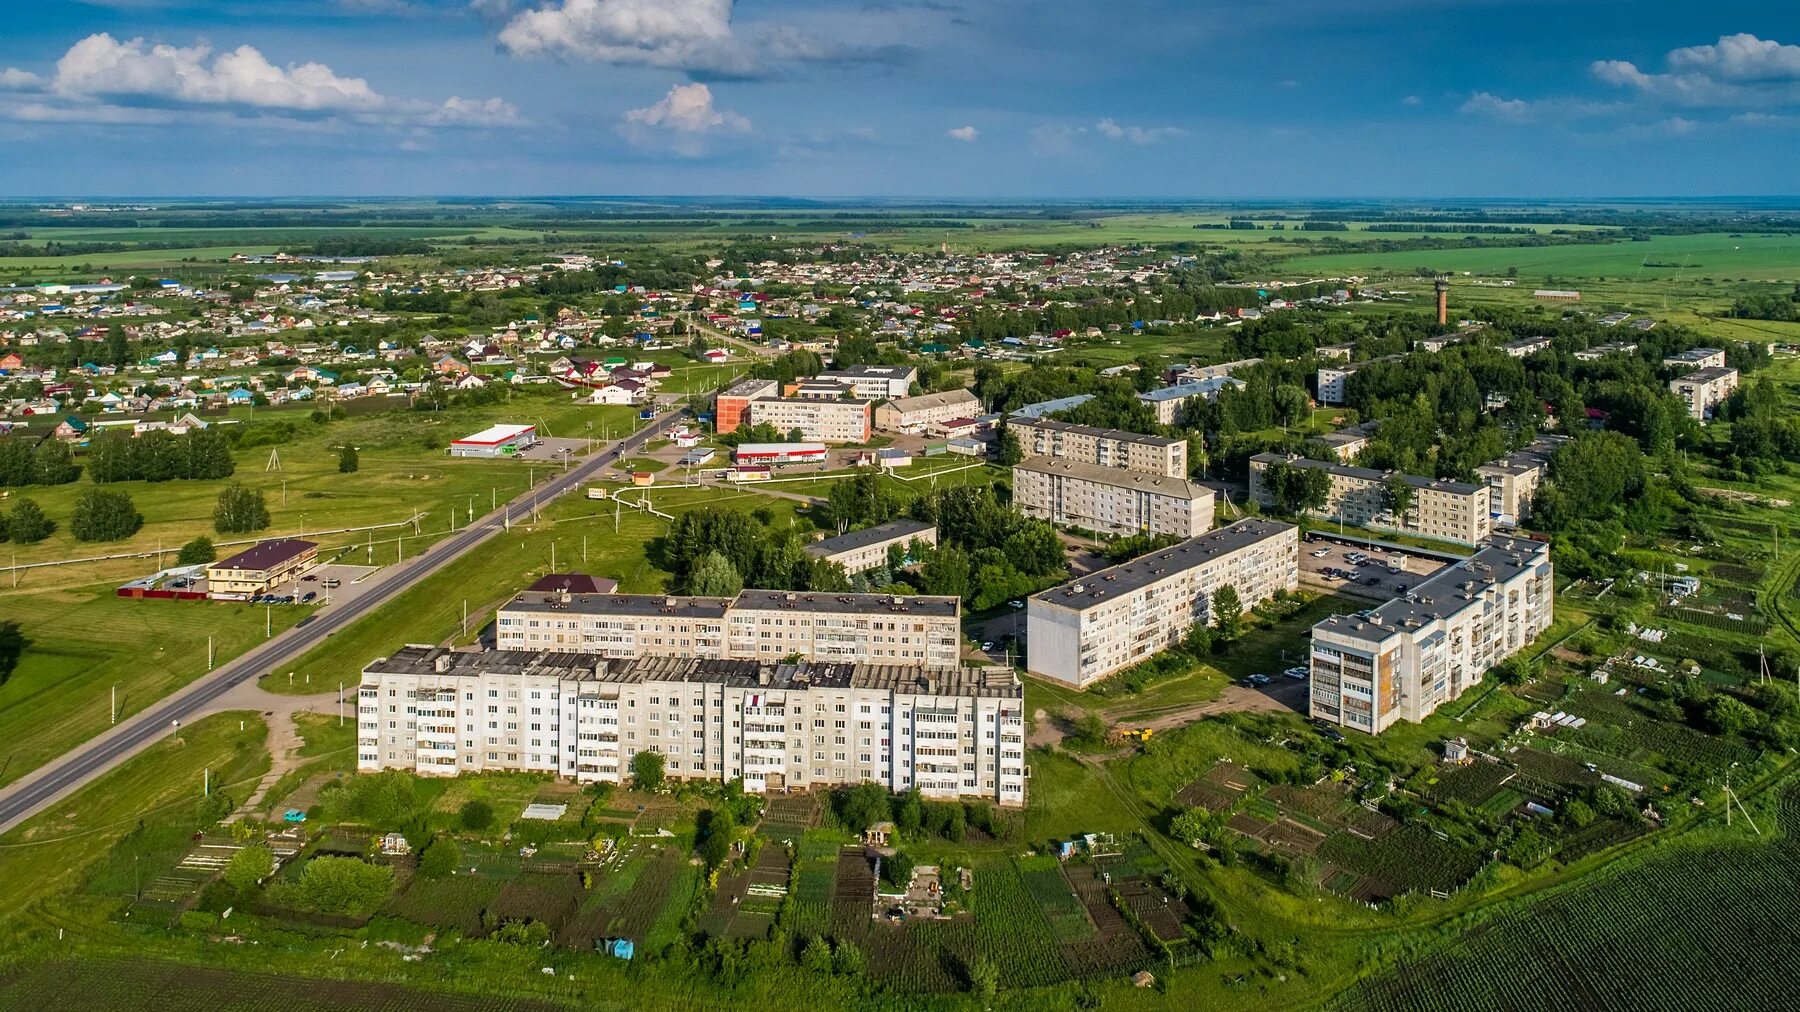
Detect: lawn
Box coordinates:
(1276, 231, 1800, 283)
(0, 711, 269, 931)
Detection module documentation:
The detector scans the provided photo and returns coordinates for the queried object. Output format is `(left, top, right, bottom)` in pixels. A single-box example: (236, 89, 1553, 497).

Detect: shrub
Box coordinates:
(417, 836, 459, 879)
(631, 750, 667, 793)
(6, 498, 53, 544)
(176, 536, 216, 566)
(224, 843, 275, 891)
(268, 855, 393, 917)
(213, 482, 271, 535)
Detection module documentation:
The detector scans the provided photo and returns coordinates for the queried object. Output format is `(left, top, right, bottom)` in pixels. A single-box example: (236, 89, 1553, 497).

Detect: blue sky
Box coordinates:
(0, 0, 1795, 197)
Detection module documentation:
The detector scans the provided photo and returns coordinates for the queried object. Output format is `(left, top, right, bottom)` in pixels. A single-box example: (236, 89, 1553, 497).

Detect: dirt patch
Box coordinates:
(1028, 708, 1066, 749)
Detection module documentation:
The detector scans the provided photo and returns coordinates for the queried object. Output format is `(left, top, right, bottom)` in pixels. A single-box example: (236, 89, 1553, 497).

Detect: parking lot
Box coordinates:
(1298, 537, 1447, 600)
(513, 436, 594, 463)
(249, 562, 381, 606)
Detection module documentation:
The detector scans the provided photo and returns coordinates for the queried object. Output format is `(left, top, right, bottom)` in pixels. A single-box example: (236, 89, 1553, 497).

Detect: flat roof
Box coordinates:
(1031, 518, 1296, 612)
(732, 589, 960, 618)
(720, 377, 778, 398)
(736, 442, 828, 455)
(1016, 455, 1210, 499)
(499, 588, 959, 620)
(1676, 366, 1737, 383)
(803, 519, 935, 558)
(1316, 536, 1550, 640)
(365, 645, 1019, 699)
(1009, 416, 1182, 448)
(1250, 453, 1484, 496)
(454, 423, 535, 446)
(883, 388, 980, 412)
(1663, 347, 1722, 361)
(1138, 378, 1242, 402)
(212, 538, 317, 573)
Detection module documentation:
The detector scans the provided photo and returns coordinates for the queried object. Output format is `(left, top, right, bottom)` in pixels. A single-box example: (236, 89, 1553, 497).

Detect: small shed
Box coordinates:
(604, 938, 635, 960)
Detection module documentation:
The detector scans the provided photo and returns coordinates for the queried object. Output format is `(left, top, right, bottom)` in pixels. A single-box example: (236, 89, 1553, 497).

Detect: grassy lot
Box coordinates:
(0, 711, 268, 932)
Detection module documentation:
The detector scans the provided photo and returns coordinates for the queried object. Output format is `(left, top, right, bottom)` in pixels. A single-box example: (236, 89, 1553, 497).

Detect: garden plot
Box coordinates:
(385, 873, 505, 935)
(1176, 761, 1264, 812)
(758, 794, 821, 839)
(1016, 854, 1093, 942)
(1319, 824, 1485, 901)
(782, 832, 843, 941)
(556, 842, 691, 948)
(1060, 862, 1154, 977)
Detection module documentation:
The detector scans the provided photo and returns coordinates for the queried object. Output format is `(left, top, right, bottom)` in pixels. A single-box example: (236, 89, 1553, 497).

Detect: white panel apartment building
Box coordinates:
(802, 519, 938, 574)
(873, 389, 982, 433)
(1248, 453, 1492, 546)
(1308, 536, 1553, 734)
(358, 646, 1026, 805)
(496, 590, 962, 668)
(1315, 356, 1398, 406)
(816, 364, 917, 399)
(1472, 435, 1568, 527)
(1014, 456, 1214, 538)
(1008, 417, 1187, 478)
(1669, 366, 1739, 422)
(746, 396, 872, 443)
(1025, 519, 1299, 686)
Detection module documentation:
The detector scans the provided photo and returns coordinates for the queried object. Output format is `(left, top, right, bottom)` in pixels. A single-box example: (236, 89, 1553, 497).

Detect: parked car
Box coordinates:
(1247, 673, 1271, 686)
(1284, 666, 1310, 680)
(1310, 548, 1330, 558)
(301, 592, 317, 603)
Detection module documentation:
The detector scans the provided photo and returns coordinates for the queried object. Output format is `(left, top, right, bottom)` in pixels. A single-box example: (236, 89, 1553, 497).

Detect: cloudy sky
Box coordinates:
(0, 0, 1795, 197)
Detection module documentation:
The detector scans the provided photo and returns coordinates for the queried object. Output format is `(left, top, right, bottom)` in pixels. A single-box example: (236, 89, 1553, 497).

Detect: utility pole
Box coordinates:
(203, 767, 209, 797)
(582, 535, 587, 564)
(207, 636, 214, 671)
(551, 542, 557, 572)
(462, 599, 468, 639)
(111, 685, 116, 725)
(339, 682, 345, 727)
(265, 603, 271, 639)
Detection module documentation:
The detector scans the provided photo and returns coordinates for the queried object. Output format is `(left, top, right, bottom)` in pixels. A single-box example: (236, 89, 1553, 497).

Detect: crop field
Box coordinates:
(1276, 232, 1800, 283)
(384, 874, 505, 935)
(1016, 854, 1094, 942)
(1060, 862, 1154, 977)
(488, 869, 583, 936)
(0, 959, 571, 1012)
(1318, 824, 1485, 900)
(1175, 761, 1263, 812)
(1418, 761, 1515, 808)
(556, 843, 691, 949)
(781, 832, 843, 942)
(1336, 790, 1800, 1012)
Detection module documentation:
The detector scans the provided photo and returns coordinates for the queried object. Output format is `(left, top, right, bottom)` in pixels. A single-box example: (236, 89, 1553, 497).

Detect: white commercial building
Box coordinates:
(1008, 417, 1187, 478)
(496, 589, 962, 668)
(1309, 536, 1553, 734)
(1014, 455, 1214, 538)
(449, 423, 538, 458)
(358, 646, 1025, 805)
(1025, 519, 1299, 686)
(817, 365, 917, 399)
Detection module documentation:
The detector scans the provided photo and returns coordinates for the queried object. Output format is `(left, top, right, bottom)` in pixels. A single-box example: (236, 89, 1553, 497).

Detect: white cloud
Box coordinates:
(1401, 94, 1422, 107)
(1095, 117, 1182, 143)
(945, 124, 977, 142)
(620, 83, 748, 155)
(1592, 34, 1800, 107)
(498, 0, 888, 77)
(1667, 33, 1800, 82)
(2, 33, 520, 129)
(1459, 91, 1531, 121)
(0, 68, 43, 90)
(53, 34, 384, 111)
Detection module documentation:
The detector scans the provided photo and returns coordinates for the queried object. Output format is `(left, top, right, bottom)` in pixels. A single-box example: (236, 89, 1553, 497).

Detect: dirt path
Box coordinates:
(207, 684, 339, 820)
(1105, 679, 1309, 732)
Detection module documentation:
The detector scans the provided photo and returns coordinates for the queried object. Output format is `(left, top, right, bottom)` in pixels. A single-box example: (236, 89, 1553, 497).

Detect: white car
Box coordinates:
(1310, 548, 1330, 558)
(981, 641, 995, 651)
(1284, 666, 1310, 680)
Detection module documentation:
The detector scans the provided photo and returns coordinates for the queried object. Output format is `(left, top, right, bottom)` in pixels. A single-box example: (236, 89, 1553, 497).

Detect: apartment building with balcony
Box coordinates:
(357, 646, 1026, 805)
(1013, 455, 1214, 538)
(1007, 416, 1187, 478)
(802, 518, 937, 574)
(1025, 518, 1299, 686)
(747, 396, 872, 443)
(1248, 453, 1492, 546)
(1308, 536, 1553, 734)
(496, 589, 961, 668)
(1669, 366, 1739, 422)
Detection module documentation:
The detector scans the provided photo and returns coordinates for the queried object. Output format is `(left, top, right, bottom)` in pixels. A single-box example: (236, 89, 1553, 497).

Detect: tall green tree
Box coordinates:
(1382, 475, 1417, 529)
(6, 498, 53, 544)
(1212, 584, 1244, 641)
(337, 443, 359, 474)
(214, 482, 271, 535)
(631, 749, 667, 793)
(176, 536, 216, 565)
(70, 489, 142, 542)
(688, 551, 744, 597)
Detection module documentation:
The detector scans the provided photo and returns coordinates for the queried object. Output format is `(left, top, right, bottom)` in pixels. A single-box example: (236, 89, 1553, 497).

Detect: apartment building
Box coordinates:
(1662, 347, 1726, 371)
(1309, 536, 1553, 734)
(1573, 341, 1637, 362)
(803, 519, 937, 574)
(816, 364, 917, 399)
(1007, 416, 1187, 478)
(357, 646, 1026, 805)
(1025, 519, 1299, 686)
(714, 377, 778, 435)
(1170, 357, 1262, 383)
(1137, 377, 1244, 425)
(1316, 356, 1398, 406)
(1501, 335, 1553, 358)
(496, 589, 962, 668)
(747, 396, 872, 443)
(1248, 453, 1492, 546)
(1669, 366, 1739, 422)
(873, 389, 981, 433)
(1473, 435, 1568, 526)
(1013, 455, 1214, 538)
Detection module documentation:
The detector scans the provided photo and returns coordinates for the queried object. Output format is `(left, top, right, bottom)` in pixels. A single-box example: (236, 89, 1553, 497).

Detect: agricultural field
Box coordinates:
(1336, 789, 1800, 1012)
(1276, 231, 1800, 284)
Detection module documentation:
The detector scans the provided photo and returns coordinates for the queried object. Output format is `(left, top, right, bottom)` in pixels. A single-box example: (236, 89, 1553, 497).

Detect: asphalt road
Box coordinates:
(0, 406, 688, 835)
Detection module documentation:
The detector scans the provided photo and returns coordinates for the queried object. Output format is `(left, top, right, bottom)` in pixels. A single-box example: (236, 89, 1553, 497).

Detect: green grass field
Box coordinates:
(1276, 231, 1800, 282)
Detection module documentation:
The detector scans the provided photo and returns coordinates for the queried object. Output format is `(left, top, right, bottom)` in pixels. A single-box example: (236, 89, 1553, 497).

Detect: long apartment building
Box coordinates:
(873, 388, 982, 433)
(1025, 518, 1299, 686)
(1007, 416, 1187, 478)
(357, 646, 1025, 805)
(1316, 356, 1399, 406)
(1014, 455, 1214, 538)
(1662, 347, 1726, 371)
(1137, 377, 1244, 425)
(816, 364, 917, 399)
(496, 589, 962, 668)
(747, 396, 872, 443)
(1308, 536, 1553, 734)
(803, 519, 938, 574)
(1669, 366, 1739, 422)
(1248, 453, 1492, 546)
